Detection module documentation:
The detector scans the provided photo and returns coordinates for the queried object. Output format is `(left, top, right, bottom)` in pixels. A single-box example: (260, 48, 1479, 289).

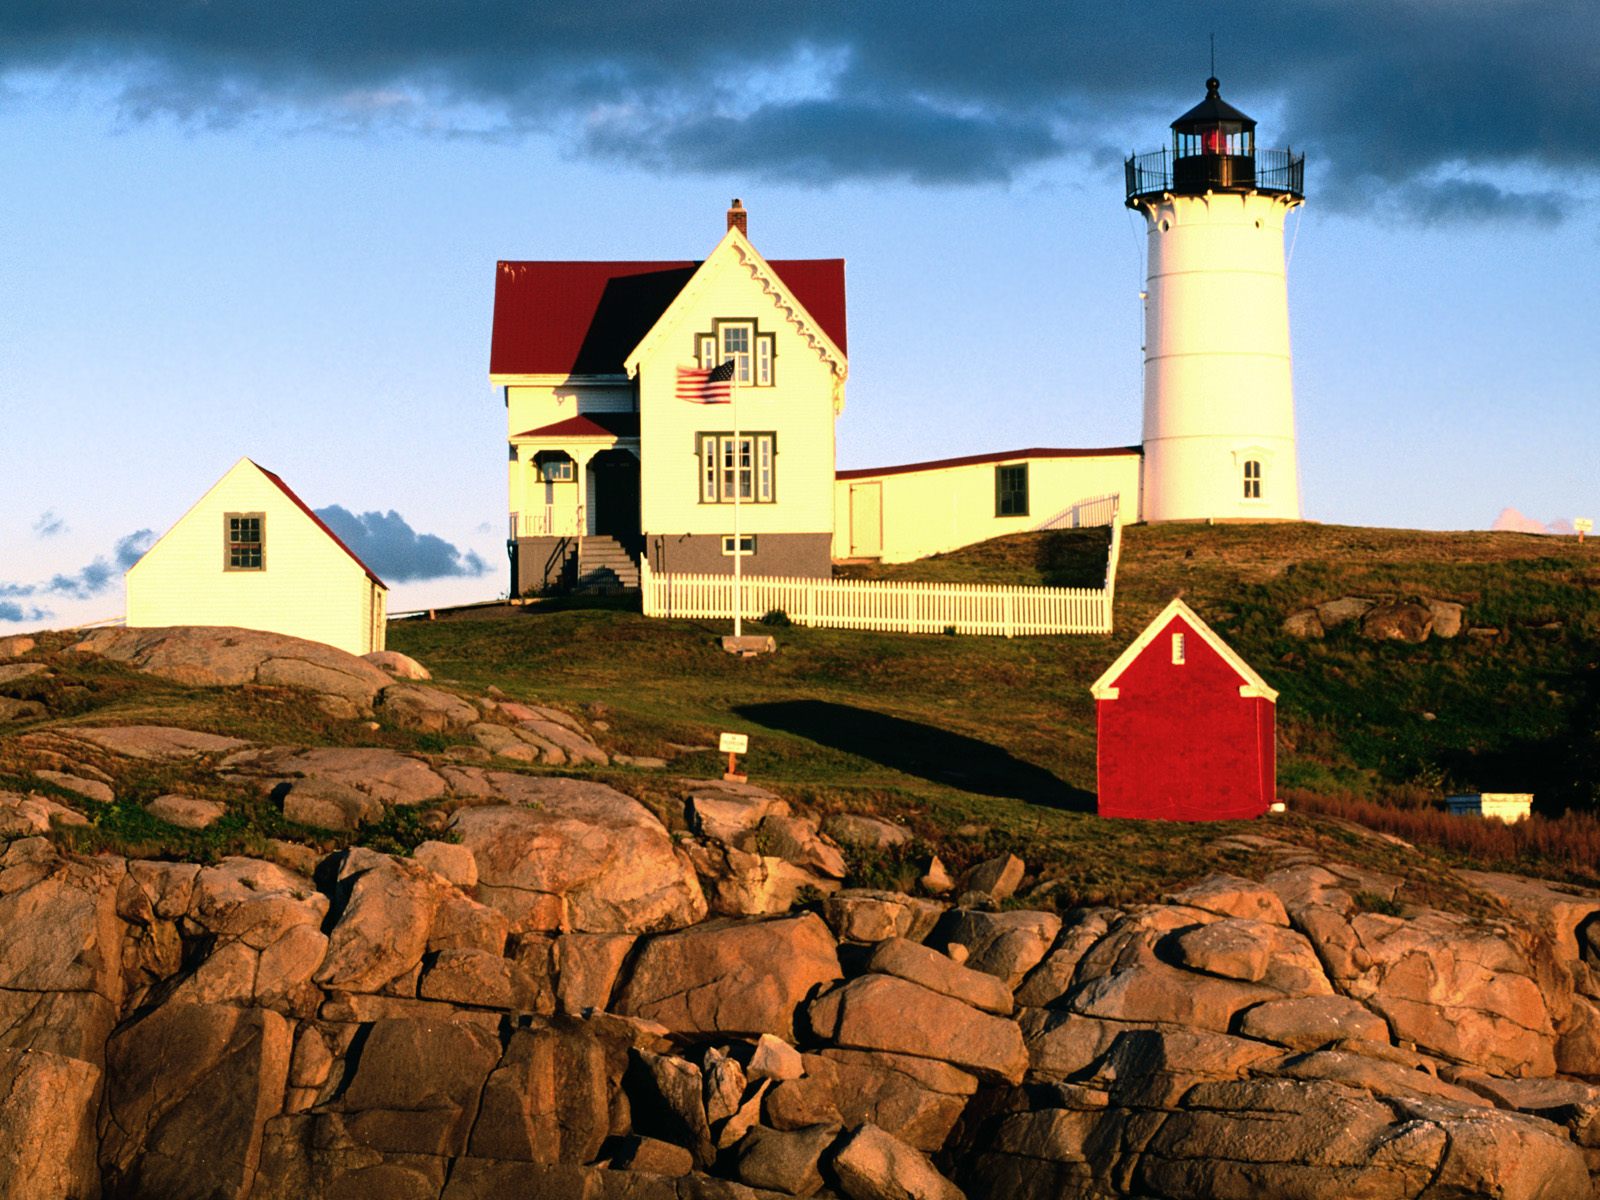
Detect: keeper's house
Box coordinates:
(491, 200, 847, 594)
(1091, 597, 1277, 821)
(125, 458, 388, 656)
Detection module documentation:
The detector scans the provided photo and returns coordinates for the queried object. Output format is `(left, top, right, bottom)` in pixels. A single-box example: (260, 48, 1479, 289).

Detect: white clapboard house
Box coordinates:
(491, 200, 848, 593)
(125, 458, 388, 655)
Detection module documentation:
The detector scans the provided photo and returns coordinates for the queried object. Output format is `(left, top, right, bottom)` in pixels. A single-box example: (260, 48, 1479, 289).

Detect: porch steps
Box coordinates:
(576, 535, 640, 593)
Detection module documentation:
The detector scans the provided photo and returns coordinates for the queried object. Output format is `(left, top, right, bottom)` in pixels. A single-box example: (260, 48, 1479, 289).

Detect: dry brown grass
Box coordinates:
(1289, 790, 1600, 887)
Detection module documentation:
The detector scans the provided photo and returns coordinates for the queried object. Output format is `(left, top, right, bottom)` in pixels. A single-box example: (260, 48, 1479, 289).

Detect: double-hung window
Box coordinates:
(226, 513, 265, 570)
(995, 464, 1029, 517)
(698, 433, 775, 503)
(697, 321, 776, 387)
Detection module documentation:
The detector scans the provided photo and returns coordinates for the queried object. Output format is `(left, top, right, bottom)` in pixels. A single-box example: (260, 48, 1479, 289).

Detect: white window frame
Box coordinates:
(755, 336, 773, 386)
(1172, 632, 1186, 664)
(539, 458, 574, 483)
(698, 433, 775, 504)
(721, 322, 753, 384)
(721, 534, 757, 556)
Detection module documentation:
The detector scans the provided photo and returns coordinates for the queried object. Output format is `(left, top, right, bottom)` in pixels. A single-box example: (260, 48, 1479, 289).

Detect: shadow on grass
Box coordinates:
(736, 699, 1094, 813)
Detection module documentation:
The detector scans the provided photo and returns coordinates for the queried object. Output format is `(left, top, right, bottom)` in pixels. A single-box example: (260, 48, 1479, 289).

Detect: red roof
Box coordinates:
(255, 463, 386, 589)
(512, 413, 640, 440)
(490, 258, 847, 377)
(837, 446, 1142, 481)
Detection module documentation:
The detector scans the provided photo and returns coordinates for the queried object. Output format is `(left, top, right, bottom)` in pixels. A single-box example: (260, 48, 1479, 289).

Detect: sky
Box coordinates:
(2, 1, 1596, 629)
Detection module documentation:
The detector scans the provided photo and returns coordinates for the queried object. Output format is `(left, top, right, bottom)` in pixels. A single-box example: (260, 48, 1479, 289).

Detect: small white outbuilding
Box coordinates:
(126, 458, 387, 655)
(1446, 793, 1534, 824)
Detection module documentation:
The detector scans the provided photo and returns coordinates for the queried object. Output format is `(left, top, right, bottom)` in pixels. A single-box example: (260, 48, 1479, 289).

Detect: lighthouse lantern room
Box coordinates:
(1127, 77, 1306, 523)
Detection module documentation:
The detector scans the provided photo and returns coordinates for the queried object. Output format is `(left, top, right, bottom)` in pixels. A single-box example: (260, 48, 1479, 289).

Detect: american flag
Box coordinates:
(676, 359, 736, 403)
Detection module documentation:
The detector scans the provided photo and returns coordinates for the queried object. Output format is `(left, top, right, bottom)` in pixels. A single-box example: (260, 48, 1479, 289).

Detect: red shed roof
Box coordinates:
(254, 462, 387, 589)
(1091, 598, 1275, 702)
(490, 257, 847, 377)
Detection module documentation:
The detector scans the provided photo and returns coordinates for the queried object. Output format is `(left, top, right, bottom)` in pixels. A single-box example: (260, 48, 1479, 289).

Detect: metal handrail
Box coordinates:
(1125, 147, 1304, 203)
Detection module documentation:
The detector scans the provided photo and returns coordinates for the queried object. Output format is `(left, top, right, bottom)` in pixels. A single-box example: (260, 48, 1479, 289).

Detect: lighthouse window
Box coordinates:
(1243, 460, 1263, 500)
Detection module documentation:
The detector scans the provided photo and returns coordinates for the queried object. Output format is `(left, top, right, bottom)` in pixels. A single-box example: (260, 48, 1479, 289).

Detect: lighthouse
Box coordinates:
(1127, 77, 1305, 522)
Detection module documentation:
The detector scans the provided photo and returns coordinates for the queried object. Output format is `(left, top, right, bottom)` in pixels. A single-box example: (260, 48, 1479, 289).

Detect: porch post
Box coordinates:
(575, 447, 596, 537)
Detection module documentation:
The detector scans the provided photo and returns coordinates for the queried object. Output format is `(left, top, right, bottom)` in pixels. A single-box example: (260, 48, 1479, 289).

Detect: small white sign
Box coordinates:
(1575, 517, 1594, 534)
(719, 732, 749, 755)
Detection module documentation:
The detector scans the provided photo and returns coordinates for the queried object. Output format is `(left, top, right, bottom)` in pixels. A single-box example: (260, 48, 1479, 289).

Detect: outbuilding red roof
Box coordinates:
(255, 463, 386, 589)
(837, 446, 1142, 481)
(490, 258, 847, 377)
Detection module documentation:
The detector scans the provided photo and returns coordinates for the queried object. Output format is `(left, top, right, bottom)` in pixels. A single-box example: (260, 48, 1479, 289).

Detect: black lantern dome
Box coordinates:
(1126, 76, 1303, 206)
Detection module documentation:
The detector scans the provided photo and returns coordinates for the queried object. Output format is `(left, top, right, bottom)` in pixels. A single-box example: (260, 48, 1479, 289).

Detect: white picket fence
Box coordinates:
(642, 516, 1123, 637)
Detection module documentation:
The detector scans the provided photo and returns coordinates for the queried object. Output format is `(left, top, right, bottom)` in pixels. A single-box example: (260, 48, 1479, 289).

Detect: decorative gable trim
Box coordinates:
(1090, 596, 1277, 702)
(624, 227, 848, 411)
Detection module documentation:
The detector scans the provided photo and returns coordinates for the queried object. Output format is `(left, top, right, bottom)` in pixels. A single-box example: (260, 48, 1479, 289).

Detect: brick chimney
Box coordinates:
(726, 198, 748, 237)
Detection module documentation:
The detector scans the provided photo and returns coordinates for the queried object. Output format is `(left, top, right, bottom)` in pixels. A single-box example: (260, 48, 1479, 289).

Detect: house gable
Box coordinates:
(622, 227, 848, 407)
(1091, 597, 1276, 702)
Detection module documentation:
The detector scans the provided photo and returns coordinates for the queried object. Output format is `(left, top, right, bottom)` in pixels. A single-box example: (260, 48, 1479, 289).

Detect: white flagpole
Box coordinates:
(731, 368, 742, 639)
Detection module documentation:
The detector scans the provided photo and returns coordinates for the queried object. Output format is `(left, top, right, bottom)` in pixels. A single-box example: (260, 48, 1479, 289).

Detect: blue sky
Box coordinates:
(2, 2, 1596, 628)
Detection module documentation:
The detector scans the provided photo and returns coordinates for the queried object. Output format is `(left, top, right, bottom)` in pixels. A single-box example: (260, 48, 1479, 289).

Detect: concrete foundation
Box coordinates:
(646, 532, 832, 579)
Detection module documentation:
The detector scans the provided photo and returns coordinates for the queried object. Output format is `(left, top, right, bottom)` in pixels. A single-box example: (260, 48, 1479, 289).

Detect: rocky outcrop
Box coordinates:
(1282, 594, 1470, 642)
(449, 779, 707, 933)
(71, 625, 394, 705)
(3, 811, 1600, 1199)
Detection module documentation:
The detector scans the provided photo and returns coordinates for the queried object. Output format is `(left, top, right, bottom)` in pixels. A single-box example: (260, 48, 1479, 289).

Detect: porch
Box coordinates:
(507, 413, 642, 595)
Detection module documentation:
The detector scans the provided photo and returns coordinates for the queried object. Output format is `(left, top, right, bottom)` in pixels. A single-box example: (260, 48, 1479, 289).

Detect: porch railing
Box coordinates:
(509, 505, 586, 539)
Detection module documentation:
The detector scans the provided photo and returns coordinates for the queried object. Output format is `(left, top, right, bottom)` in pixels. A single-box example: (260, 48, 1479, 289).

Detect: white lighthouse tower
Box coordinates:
(1127, 77, 1305, 522)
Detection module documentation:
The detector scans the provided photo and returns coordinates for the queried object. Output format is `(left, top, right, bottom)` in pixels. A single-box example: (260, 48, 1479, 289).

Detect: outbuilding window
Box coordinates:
(996, 464, 1029, 517)
(1172, 632, 1186, 664)
(721, 535, 756, 556)
(1243, 460, 1262, 500)
(226, 513, 264, 571)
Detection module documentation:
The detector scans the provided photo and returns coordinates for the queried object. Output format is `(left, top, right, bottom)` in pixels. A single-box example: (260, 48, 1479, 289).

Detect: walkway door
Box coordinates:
(849, 482, 882, 557)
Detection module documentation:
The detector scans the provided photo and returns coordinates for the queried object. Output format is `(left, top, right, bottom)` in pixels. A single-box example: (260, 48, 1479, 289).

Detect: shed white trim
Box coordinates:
(1090, 596, 1278, 702)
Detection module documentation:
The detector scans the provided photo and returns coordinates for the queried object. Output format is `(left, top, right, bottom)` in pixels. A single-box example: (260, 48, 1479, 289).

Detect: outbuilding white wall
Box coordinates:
(126, 460, 386, 656)
(832, 452, 1142, 563)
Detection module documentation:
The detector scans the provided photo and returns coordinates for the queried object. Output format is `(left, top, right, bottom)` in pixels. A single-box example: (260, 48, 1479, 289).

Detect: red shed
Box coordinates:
(1091, 598, 1278, 821)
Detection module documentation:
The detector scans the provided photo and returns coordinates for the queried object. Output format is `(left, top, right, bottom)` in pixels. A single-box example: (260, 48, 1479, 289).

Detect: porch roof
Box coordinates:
(512, 413, 640, 441)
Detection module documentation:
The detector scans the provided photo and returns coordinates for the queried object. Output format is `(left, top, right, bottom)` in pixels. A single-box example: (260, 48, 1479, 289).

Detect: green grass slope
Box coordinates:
(382, 522, 1600, 897)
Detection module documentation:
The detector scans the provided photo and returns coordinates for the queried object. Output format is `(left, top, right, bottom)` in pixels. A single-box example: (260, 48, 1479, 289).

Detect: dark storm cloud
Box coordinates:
(315, 506, 488, 582)
(2, 1, 1593, 218)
